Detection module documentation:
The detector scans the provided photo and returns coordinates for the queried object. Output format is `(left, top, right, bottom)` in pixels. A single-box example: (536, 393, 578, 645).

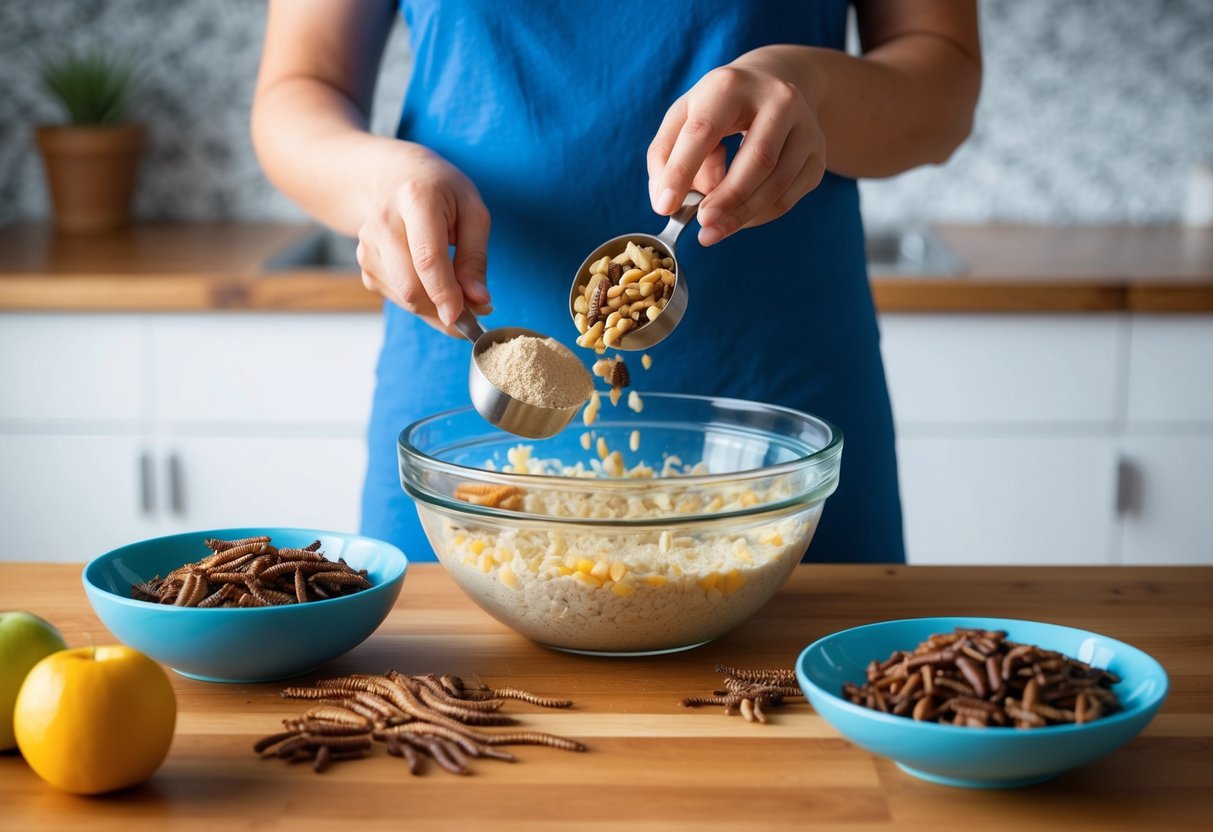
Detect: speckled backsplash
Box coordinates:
(1, 0, 1210, 227)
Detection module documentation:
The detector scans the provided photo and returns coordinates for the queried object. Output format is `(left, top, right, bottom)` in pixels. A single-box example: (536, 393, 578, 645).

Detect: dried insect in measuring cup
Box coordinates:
(569, 191, 703, 351)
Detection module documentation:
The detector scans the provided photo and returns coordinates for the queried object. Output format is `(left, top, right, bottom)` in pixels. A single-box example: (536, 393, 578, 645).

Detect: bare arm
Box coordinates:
(769, 0, 981, 176)
(648, 0, 981, 245)
(252, 0, 490, 329)
(252, 0, 398, 234)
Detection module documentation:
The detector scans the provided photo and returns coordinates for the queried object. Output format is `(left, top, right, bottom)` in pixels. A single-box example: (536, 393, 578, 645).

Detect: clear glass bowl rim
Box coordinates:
(398, 392, 843, 527)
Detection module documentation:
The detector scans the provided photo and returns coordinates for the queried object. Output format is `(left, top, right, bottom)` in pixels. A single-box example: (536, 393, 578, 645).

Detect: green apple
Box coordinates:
(1, 611, 68, 750)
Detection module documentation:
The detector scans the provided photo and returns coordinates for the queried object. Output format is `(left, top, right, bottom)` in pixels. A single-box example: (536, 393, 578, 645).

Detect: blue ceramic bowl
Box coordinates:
(83, 527, 407, 683)
(796, 617, 1168, 788)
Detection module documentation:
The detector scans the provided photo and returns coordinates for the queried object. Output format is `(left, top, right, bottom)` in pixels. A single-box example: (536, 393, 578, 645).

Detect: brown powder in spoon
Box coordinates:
(476, 335, 593, 409)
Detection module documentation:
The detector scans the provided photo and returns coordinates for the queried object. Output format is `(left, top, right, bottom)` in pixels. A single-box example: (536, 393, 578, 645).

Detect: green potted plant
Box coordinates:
(35, 50, 144, 232)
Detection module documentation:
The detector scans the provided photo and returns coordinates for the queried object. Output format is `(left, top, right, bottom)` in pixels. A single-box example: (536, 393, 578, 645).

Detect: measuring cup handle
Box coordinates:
(454, 307, 486, 343)
(655, 190, 705, 251)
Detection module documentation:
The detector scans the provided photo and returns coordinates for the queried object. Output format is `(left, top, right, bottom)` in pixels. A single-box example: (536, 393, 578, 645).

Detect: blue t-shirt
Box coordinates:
(362, 0, 905, 564)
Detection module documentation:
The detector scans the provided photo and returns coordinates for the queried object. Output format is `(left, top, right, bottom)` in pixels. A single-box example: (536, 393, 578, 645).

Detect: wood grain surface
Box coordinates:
(1, 563, 1209, 831)
(1, 222, 1212, 313)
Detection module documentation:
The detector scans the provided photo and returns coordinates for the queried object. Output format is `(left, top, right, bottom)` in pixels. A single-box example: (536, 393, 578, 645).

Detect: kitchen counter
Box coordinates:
(1, 222, 1212, 312)
(2, 563, 1209, 830)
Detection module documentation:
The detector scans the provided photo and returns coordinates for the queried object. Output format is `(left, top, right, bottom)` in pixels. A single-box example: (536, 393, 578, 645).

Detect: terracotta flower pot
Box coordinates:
(35, 124, 145, 233)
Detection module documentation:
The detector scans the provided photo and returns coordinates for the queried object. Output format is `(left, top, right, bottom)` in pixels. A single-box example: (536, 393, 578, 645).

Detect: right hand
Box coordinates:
(355, 146, 492, 334)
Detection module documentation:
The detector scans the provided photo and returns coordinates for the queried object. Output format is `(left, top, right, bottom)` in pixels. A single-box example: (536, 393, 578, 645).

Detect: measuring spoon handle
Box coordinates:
(655, 190, 705, 251)
(454, 307, 486, 343)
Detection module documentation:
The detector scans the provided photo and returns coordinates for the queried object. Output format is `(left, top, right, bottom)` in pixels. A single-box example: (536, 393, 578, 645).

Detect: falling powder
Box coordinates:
(476, 336, 594, 409)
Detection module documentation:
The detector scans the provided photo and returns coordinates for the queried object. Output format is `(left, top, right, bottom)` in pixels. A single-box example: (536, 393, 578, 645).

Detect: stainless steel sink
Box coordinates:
(261, 227, 359, 272)
(263, 225, 966, 277)
(865, 227, 966, 276)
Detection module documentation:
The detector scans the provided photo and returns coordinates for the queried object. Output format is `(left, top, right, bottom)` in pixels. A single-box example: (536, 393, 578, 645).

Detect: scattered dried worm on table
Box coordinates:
(254, 672, 585, 775)
(680, 665, 806, 724)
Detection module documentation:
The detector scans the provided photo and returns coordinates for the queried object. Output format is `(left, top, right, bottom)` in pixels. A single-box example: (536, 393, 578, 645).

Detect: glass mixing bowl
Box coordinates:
(398, 393, 841, 655)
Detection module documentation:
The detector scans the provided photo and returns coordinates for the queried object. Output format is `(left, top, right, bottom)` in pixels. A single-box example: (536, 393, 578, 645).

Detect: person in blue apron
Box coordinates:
(252, 1, 981, 564)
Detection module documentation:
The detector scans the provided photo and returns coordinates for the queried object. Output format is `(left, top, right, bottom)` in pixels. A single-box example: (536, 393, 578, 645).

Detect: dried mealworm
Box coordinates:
(253, 730, 299, 754)
(423, 737, 469, 775)
(310, 571, 372, 589)
(681, 694, 737, 708)
(273, 736, 312, 759)
(288, 720, 375, 737)
(415, 687, 516, 725)
(955, 656, 988, 699)
(203, 541, 269, 568)
(713, 665, 797, 684)
(311, 744, 332, 773)
(305, 707, 370, 727)
(396, 739, 422, 775)
(205, 535, 272, 552)
(467, 731, 587, 752)
(131, 581, 159, 602)
(300, 734, 373, 751)
(174, 572, 209, 607)
(452, 483, 524, 508)
(490, 688, 574, 709)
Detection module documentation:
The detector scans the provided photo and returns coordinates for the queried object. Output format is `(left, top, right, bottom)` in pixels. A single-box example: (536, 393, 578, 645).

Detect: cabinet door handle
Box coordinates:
(167, 453, 186, 515)
(1116, 457, 1141, 516)
(139, 451, 156, 515)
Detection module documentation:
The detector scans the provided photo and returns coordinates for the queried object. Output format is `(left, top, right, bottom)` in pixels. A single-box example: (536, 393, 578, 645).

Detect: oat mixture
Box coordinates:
(427, 446, 819, 653)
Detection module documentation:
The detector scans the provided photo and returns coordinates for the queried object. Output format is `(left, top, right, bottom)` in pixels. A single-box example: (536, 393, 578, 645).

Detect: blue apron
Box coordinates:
(362, 0, 905, 564)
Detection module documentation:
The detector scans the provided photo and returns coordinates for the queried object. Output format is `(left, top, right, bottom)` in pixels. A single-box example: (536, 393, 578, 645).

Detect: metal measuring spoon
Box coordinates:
(569, 190, 704, 351)
(453, 308, 587, 439)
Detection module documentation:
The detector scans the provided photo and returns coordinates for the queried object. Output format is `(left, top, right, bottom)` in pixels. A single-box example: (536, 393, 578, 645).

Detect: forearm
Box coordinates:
(251, 78, 425, 236)
(739, 39, 981, 179)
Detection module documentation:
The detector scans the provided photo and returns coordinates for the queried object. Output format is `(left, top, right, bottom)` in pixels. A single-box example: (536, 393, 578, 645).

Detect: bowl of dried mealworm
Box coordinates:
(795, 617, 1168, 789)
(83, 527, 407, 683)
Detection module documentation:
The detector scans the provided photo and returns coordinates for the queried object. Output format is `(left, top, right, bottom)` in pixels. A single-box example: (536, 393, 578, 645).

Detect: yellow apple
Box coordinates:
(14, 645, 176, 794)
(0, 611, 68, 751)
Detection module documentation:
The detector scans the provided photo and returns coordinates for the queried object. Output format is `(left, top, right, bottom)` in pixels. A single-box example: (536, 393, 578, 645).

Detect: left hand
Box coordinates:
(647, 49, 826, 246)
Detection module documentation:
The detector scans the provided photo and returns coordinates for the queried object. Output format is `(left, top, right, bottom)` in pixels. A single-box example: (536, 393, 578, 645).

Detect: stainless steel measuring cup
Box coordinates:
(453, 308, 586, 439)
(568, 190, 704, 351)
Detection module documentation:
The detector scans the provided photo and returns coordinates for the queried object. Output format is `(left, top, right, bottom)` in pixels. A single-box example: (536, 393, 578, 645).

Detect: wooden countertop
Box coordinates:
(0, 222, 1211, 313)
(0, 223, 375, 312)
(2, 563, 1209, 831)
(885, 225, 1213, 312)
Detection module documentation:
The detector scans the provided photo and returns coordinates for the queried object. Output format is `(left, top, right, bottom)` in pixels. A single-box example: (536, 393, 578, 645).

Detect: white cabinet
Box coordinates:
(0, 314, 147, 423)
(1117, 436, 1213, 565)
(1118, 316, 1213, 565)
(880, 315, 1122, 425)
(880, 314, 1123, 565)
(0, 434, 151, 561)
(0, 313, 382, 562)
(897, 435, 1118, 565)
(151, 316, 380, 426)
(882, 312, 1213, 565)
(160, 435, 367, 534)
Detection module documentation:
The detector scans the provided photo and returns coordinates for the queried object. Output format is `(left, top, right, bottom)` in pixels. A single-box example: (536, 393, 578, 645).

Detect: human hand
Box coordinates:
(355, 145, 491, 334)
(647, 49, 826, 246)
